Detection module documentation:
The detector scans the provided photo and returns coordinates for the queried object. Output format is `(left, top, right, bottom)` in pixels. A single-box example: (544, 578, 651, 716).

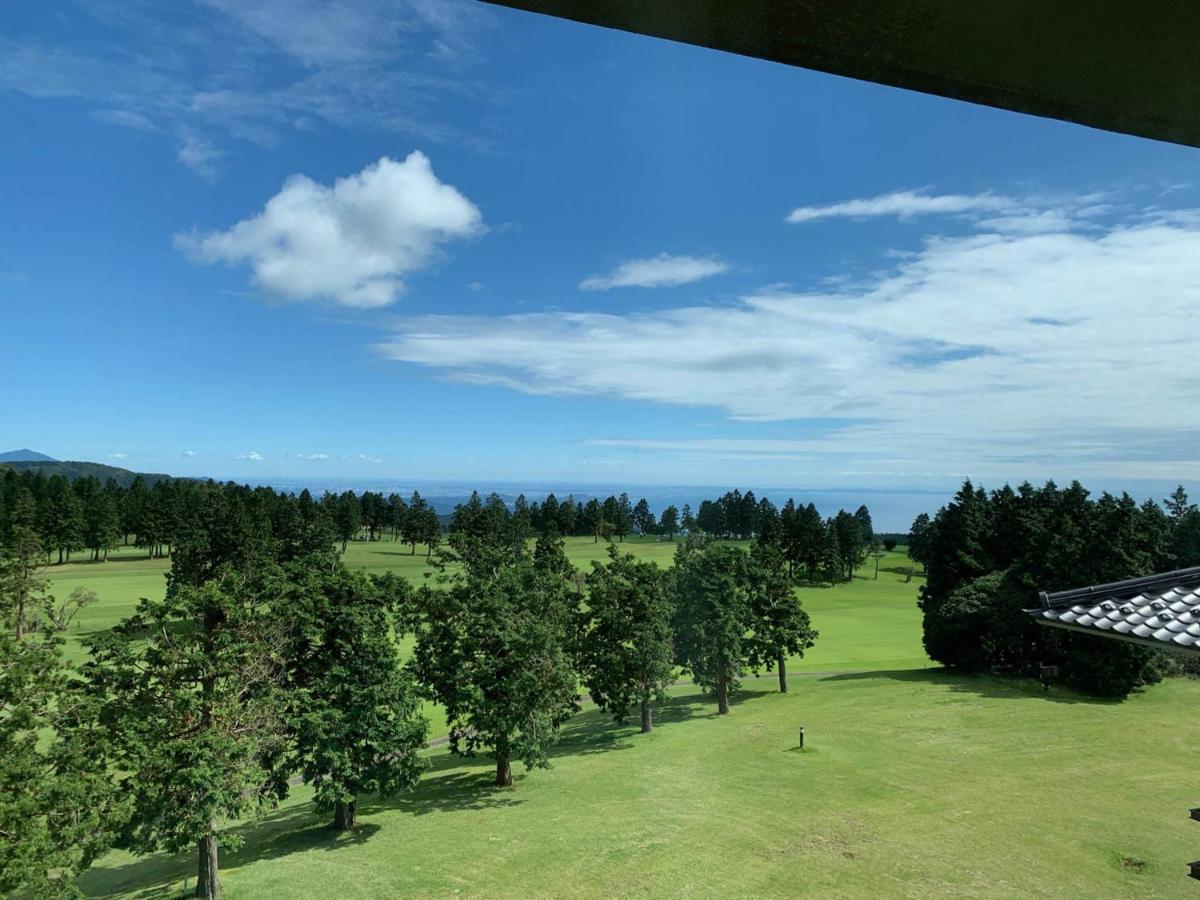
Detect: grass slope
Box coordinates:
(46, 538, 1200, 898)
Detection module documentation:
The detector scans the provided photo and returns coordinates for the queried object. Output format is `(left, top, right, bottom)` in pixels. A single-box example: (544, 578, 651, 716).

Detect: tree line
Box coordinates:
(912, 480, 1200, 698)
(1, 478, 824, 899)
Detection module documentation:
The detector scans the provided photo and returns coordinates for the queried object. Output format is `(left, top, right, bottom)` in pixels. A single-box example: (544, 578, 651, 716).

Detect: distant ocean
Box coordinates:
(245, 477, 949, 533)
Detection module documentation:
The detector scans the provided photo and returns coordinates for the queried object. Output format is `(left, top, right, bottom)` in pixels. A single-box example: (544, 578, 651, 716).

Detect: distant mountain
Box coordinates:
(0, 459, 176, 487)
(0, 448, 56, 462)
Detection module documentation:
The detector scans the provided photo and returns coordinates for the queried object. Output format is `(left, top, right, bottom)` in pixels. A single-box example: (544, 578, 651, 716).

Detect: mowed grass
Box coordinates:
(49, 538, 1200, 898)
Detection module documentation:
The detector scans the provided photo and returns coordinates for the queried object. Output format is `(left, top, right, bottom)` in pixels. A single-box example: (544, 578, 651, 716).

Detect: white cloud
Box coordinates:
(378, 200, 1200, 480)
(579, 253, 729, 291)
(182, 450, 197, 457)
(291, 452, 330, 461)
(236, 450, 266, 461)
(359, 454, 383, 464)
(108, 452, 128, 460)
(177, 132, 223, 181)
(786, 189, 1017, 224)
(176, 152, 482, 307)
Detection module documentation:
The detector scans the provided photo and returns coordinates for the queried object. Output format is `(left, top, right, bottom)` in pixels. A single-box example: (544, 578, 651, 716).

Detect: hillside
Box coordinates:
(0, 448, 56, 462)
(0, 459, 176, 487)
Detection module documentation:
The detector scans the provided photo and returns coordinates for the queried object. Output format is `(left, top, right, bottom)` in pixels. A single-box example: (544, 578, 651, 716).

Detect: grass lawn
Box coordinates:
(48, 538, 1200, 897)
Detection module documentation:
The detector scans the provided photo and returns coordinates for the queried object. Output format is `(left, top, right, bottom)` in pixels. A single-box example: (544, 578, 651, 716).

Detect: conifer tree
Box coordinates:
(745, 541, 818, 693)
(577, 545, 674, 732)
(411, 533, 578, 786)
(85, 568, 291, 899)
(284, 559, 427, 830)
(670, 540, 754, 714)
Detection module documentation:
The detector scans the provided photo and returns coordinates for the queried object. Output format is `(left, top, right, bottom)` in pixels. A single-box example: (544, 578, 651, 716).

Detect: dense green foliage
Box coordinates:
(0, 521, 121, 898)
(282, 559, 428, 830)
(85, 568, 293, 899)
(917, 480, 1200, 696)
(576, 546, 675, 732)
(410, 529, 580, 786)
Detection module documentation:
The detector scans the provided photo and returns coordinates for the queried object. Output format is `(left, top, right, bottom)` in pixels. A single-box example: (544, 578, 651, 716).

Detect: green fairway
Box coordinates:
(49, 538, 1200, 898)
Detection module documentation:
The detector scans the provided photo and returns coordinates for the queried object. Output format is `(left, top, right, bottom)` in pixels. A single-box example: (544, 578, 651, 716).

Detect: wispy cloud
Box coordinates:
(378, 194, 1200, 479)
(236, 450, 266, 461)
(786, 189, 1017, 224)
(0, 1, 495, 178)
(580, 253, 729, 291)
(176, 153, 482, 307)
(176, 132, 223, 181)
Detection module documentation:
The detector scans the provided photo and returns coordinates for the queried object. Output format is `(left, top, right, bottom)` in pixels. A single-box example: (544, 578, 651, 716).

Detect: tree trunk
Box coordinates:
(640, 696, 653, 733)
(332, 798, 357, 831)
(411, 542, 416, 555)
(494, 753, 513, 787)
(196, 832, 220, 899)
(58, 547, 64, 565)
(716, 668, 729, 714)
(777, 652, 787, 693)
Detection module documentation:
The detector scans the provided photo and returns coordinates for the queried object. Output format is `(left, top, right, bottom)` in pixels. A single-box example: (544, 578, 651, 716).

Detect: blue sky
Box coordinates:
(3, 0, 1200, 494)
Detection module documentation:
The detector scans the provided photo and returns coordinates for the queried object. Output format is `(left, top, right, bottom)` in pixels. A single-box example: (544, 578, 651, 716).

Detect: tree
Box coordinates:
(907, 512, 934, 573)
(868, 538, 887, 579)
(918, 479, 1171, 698)
(83, 484, 121, 562)
(576, 546, 674, 732)
(745, 542, 817, 693)
(615, 493, 633, 543)
(333, 491, 362, 552)
(680, 503, 695, 534)
(85, 568, 290, 899)
(402, 492, 432, 555)
(284, 560, 427, 830)
(580, 498, 602, 542)
(832, 510, 865, 581)
(40, 476, 83, 565)
(0, 543, 122, 897)
(658, 505, 679, 541)
(853, 505, 874, 545)
(632, 498, 655, 536)
(411, 537, 578, 787)
(2, 489, 43, 640)
(670, 540, 754, 714)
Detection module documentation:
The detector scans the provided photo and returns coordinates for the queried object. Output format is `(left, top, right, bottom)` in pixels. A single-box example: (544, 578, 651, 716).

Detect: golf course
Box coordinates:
(43, 537, 1200, 898)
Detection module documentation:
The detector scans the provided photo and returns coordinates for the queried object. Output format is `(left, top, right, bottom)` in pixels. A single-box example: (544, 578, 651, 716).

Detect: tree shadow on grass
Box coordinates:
(819, 667, 1120, 706)
(380, 757, 526, 817)
(78, 801, 389, 898)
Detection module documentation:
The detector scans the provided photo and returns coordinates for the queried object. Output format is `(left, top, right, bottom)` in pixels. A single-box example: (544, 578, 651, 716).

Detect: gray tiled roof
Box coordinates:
(1027, 566, 1200, 654)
